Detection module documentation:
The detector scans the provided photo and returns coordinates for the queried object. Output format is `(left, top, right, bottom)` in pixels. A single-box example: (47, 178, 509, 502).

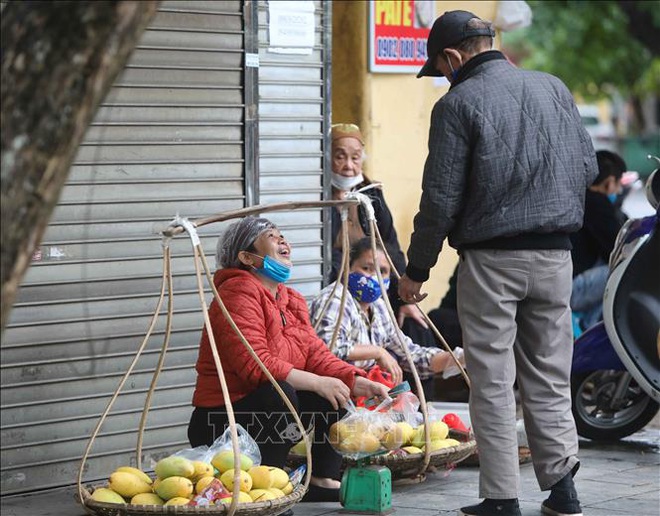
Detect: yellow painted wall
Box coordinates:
(332, 1, 499, 313)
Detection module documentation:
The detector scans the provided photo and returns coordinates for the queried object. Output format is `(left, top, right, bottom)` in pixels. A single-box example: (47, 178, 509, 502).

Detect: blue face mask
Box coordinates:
(446, 56, 461, 82)
(347, 272, 390, 304)
(607, 193, 618, 204)
(251, 254, 292, 283)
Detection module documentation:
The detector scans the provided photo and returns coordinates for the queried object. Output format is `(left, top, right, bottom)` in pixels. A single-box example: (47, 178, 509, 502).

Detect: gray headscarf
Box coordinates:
(216, 216, 277, 269)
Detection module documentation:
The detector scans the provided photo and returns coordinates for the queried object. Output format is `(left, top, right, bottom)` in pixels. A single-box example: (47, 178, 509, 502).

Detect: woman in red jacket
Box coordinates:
(188, 216, 389, 502)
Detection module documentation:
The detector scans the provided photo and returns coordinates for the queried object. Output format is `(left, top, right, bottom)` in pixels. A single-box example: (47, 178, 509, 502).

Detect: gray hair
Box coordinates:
(452, 18, 494, 54)
(216, 216, 277, 269)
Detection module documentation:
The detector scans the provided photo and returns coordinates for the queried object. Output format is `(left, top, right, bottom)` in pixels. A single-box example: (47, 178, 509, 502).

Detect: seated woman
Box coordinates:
(310, 237, 463, 399)
(187, 217, 389, 502)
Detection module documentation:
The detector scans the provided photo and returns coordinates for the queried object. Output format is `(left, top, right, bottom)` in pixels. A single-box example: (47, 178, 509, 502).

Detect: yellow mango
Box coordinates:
(249, 488, 277, 501)
(115, 466, 152, 485)
(381, 425, 405, 450)
(211, 450, 253, 474)
(195, 475, 216, 494)
(268, 487, 286, 498)
(130, 493, 164, 505)
(281, 482, 294, 495)
(268, 467, 290, 490)
(155, 476, 194, 500)
(402, 445, 423, 455)
(190, 461, 214, 482)
(290, 439, 306, 455)
(108, 471, 152, 498)
(154, 456, 195, 480)
(248, 465, 273, 489)
(396, 422, 415, 446)
(220, 469, 252, 493)
(218, 491, 252, 503)
(91, 487, 125, 504)
(164, 496, 190, 506)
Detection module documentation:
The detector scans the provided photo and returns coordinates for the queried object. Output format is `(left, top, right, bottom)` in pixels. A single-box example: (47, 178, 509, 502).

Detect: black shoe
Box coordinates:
(541, 472, 583, 516)
(459, 498, 521, 516)
(301, 484, 339, 503)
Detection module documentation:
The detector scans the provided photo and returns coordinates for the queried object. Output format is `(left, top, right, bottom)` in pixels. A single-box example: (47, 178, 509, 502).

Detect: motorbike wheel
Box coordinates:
(571, 370, 659, 441)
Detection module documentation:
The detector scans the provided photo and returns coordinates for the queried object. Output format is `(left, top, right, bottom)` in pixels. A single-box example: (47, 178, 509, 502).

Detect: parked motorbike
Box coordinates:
(571, 159, 659, 441)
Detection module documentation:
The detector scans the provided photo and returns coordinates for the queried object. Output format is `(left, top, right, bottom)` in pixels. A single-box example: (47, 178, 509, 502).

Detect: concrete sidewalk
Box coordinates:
(2, 425, 658, 516)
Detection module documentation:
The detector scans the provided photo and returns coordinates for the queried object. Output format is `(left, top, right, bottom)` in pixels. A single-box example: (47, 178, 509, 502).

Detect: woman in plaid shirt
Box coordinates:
(310, 238, 463, 391)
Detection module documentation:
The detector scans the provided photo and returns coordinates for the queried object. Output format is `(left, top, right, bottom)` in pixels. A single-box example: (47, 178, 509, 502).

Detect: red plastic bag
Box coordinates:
(442, 412, 469, 433)
(355, 365, 395, 409)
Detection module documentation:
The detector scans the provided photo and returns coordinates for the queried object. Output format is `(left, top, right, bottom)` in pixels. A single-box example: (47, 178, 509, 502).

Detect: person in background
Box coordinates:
(187, 216, 389, 503)
(570, 150, 627, 331)
(310, 237, 463, 399)
(398, 10, 597, 516)
(329, 123, 430, 338)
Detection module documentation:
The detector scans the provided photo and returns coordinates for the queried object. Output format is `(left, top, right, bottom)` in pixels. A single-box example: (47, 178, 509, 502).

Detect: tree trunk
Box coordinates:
(1, 1, 160, 331)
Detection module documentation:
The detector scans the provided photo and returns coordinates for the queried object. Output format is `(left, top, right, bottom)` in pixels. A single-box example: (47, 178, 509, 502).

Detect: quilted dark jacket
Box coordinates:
(193, 268, 364, 407)
(407, 51, 598, 278)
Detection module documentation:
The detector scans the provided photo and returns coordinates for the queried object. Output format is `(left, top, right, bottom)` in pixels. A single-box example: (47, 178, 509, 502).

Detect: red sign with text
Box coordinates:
(369, 0, 435, 73)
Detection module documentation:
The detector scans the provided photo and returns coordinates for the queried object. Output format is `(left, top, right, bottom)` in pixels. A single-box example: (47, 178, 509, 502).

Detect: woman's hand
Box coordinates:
(314, 376, 351, 410)
(351, 376, 391, 400)
(375, 348, 403, 385)
(430, 347, 465, 373)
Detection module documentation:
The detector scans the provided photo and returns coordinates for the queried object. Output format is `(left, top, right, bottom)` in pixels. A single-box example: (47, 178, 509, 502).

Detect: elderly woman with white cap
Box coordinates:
(187, 216, 389, 502)
(330, 123, 442, 397)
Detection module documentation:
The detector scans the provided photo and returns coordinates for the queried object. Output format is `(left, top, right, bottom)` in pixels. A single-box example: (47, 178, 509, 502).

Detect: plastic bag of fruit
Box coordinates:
(207, 423, 262, 468)
(328, 399, 399, 459)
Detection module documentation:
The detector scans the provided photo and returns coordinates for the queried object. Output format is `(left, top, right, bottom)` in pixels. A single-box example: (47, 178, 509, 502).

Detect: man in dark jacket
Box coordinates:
(398, 10, 598, 516)
(570, 150, 626, 331)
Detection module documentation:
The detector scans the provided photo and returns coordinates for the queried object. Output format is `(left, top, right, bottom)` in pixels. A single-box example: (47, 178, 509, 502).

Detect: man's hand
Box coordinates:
(397, 303, 429, 329)
(375, 348, 403, 385)
(398, 274, 428, 305)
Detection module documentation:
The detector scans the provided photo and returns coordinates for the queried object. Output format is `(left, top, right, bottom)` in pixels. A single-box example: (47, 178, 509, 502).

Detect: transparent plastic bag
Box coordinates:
(204, 423, 262, 466)
(329, 400, 397, 459)
(173, 444, 211, 463)
(173, 424, 262, 466)
(388, 391, 420, 426)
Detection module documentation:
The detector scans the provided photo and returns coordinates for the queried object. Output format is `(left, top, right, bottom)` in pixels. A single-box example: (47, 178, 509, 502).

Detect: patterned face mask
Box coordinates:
(347, 272, 390, 303)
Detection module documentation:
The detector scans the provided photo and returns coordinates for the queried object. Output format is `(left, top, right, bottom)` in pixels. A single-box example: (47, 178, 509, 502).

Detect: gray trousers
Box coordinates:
(457, 249, 579, 499)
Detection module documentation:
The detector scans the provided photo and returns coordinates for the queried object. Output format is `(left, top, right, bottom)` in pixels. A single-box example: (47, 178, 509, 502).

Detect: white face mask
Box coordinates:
(331, 172, 364, 190)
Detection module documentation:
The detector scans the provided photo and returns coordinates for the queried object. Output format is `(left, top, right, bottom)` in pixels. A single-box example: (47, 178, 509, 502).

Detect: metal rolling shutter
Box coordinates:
(1, 1, 246, 494)
(257, 0, 332, 298)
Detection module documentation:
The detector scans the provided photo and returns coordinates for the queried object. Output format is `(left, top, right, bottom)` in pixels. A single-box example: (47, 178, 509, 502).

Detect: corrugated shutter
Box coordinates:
(257, 0, 332, 298)
(1, 1, 246, 494)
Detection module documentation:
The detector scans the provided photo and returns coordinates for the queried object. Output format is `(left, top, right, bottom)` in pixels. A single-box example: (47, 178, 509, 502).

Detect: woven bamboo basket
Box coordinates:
(79, 483, 306, 516)
(287, 429, 477, 478)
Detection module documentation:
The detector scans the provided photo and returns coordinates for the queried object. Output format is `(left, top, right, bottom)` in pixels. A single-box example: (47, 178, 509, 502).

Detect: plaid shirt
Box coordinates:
(309, 282, 439, 378)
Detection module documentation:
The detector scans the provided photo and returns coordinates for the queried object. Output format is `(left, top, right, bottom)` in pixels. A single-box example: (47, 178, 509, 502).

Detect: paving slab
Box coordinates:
(2, 428, 658, 516)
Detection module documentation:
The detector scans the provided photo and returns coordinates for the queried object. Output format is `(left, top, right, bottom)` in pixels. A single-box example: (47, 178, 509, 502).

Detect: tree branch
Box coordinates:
(1, 1, 160, 331)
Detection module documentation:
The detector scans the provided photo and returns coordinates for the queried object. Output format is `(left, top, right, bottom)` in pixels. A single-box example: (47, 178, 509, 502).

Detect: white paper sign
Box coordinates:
(269, 1, 315, 54)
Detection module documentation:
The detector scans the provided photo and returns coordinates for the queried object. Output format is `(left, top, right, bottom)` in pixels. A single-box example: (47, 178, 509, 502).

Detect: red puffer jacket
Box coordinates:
(193, 268, 365, 407)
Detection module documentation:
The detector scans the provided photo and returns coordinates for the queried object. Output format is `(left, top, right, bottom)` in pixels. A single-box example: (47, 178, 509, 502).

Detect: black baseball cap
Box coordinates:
(417, 10, 495, 78)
